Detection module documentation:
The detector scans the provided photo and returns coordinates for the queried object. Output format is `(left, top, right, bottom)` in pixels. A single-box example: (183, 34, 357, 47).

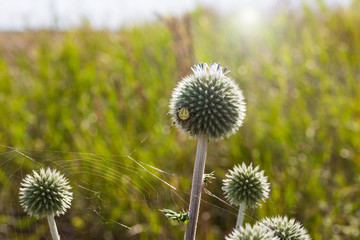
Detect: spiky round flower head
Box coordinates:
(169, 62, 246, 140)
(19, 168, 73, 218)
(257, 216, 311, 240)
(222, 163, 270, 208)
(225, 224, 280, 240)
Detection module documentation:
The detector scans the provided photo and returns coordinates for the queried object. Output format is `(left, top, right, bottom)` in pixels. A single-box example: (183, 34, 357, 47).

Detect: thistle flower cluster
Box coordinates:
(225, 224, 279, 240)
(169, 62, 246, 140)
(19, 168, 73, 218)
(222, 163, 270, 208)
(257, 216, 311, 240)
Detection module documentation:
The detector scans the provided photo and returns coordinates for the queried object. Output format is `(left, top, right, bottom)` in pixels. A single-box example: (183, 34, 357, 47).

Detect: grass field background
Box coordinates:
(0, 1, 360, 239)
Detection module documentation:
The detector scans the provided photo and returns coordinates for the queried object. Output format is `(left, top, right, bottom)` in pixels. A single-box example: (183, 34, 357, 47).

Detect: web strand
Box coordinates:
(0, 118, 269, 239)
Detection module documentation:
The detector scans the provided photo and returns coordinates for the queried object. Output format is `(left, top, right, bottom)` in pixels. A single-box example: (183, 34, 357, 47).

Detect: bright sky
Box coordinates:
(0, 0, 351, 31)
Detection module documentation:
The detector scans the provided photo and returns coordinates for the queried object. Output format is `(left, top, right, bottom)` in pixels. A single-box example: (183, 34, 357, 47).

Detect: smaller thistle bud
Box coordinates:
(203, 171, 216, 185)
(160, 209, 189, 224)
(257, 216, 311, 240)
(225, 224, 280, 240)
(169, 62, 246, 140)
(19, 168, 73, 218)
(222, 163, 270, 208)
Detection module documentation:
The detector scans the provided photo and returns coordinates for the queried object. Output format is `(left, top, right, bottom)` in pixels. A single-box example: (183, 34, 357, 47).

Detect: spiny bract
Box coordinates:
(19, 168, 73, 218)
(257, 216, 311, 240)
(222, 163, 270, 208)
(225, 224, 280, 240)
(169, 62, 246, 140)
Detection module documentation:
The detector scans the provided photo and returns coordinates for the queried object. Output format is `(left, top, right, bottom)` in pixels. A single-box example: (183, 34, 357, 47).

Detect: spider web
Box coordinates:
(0, 121, 269, 240)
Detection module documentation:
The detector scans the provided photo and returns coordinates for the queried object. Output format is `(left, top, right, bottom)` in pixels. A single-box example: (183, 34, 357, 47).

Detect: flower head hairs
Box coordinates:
(226, 224, 279, 240)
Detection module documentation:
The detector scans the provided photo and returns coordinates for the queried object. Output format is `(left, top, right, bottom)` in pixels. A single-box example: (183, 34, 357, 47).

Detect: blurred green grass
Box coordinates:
(1, 1, 360, 239)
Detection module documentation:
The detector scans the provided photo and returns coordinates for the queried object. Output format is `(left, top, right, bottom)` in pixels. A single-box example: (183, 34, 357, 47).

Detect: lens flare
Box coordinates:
(240, 8, 260, 25)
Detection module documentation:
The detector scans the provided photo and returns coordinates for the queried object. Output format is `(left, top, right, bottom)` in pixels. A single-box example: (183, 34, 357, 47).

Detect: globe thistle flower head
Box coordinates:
(19, 168, 73, 218)
(258, 216, 311, 240)
(222, 163, 270, 208)
(169, 62, 246, 140)
(225, 224, 280, 240)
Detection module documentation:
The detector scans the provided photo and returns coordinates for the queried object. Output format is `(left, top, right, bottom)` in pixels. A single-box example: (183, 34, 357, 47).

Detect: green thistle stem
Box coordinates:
(185, 134, 208, 240)
(236, 201, 246, 229)
(47, 215, 60, 240)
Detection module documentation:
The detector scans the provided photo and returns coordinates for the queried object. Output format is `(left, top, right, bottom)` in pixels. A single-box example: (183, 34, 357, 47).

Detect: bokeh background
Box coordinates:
(0, 0, 360, 239)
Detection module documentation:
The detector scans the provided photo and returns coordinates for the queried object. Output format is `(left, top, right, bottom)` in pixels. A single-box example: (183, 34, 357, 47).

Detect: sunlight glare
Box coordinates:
(240, 7, 260, 25)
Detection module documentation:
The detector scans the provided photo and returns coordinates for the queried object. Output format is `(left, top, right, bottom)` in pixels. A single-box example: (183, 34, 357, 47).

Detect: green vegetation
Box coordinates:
(1, 1, 360, 239)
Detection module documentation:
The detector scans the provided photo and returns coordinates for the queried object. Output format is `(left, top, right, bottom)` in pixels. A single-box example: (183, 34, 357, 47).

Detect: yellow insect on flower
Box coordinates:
(178, 107, 190, 121)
